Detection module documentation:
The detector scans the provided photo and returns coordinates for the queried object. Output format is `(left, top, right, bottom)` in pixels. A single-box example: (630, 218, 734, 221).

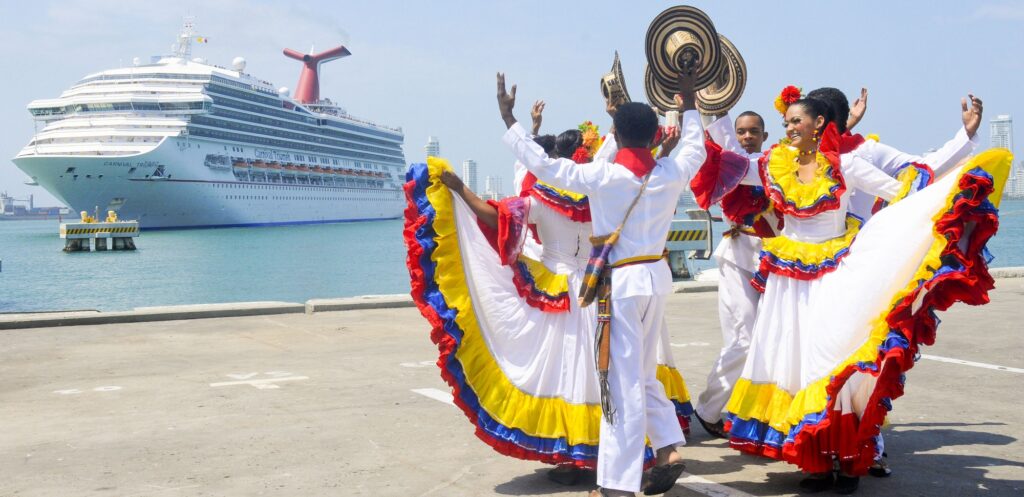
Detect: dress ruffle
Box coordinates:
(404, 157, 692, 469)
(760, 143, 847, 218)
(530, 181, 591, 223)
(724, 149, 1012, 475)
(510, 255, 571, 312)
(752, 214, 863, 291)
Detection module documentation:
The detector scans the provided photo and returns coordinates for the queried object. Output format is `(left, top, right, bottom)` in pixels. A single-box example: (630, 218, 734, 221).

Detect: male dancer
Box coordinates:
(498, 71, 705, 497)
(693, 111, 769, 438)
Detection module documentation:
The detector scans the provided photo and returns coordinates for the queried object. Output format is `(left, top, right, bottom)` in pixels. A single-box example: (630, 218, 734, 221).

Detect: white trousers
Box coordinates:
(596, 294, 685, 492)
(696, 260, 760, 423)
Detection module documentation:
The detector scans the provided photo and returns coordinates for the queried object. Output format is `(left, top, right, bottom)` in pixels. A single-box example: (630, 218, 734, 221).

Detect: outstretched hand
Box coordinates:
(530, 100, 545, 135)
(497, 72, 518, 129)
(961, 94, 983, 139)
(847, 87, 868, 131)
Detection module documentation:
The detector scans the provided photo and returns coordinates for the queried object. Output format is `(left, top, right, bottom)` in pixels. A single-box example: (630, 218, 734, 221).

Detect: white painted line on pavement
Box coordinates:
(412, 388, 455, 406)
(671, 341, 710, 348)
(920, 354, 1024, 374)
(209, 376, 309, 388)
(677, 472, 753, 497)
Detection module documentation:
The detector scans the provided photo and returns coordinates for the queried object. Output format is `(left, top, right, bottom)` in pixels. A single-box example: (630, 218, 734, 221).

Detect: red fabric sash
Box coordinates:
(614, 148, 656, 177)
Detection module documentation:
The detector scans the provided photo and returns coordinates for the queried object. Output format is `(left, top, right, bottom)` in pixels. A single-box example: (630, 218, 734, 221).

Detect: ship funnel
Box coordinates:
(282, 45, 351, 104)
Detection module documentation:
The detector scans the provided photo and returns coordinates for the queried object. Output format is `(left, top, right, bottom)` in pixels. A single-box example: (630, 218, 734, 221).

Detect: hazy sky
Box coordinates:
(1, 0, 1021, 205)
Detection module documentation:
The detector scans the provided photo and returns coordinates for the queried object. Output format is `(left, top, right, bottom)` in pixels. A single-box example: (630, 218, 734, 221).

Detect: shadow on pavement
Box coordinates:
(493, 467, 597, 495)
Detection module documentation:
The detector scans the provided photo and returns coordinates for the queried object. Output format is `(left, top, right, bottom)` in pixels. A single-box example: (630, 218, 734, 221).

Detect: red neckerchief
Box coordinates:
(838, 131, 866, 154)
(614, 147, 656, 177)
(519, 172, 537, 196)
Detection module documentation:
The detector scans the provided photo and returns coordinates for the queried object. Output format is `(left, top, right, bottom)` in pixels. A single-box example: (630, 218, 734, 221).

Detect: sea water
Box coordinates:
(2, 200, 1023, 313)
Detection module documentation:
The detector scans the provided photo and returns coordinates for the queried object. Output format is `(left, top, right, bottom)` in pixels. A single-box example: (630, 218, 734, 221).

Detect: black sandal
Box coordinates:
(694, 412, 728, 439)
(642, 461, 686, 495)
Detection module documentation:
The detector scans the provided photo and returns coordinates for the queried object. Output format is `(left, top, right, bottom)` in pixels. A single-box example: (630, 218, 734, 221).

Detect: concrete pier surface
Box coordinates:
(2, 281, 1023, 496)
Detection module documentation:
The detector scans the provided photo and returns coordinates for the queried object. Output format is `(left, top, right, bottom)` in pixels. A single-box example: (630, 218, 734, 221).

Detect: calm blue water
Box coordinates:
(2, 200, 1024, 313)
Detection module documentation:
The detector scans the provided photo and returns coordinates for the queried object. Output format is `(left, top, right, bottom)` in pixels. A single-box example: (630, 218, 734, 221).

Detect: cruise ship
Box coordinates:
(12, 19, 405, 229)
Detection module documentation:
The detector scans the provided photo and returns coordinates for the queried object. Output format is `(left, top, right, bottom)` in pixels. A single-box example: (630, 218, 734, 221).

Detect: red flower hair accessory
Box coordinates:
(774, 85, 803, 115)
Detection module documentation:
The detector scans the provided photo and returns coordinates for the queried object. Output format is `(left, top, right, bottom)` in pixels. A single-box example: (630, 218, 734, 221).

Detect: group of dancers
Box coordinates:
(403, 66, 1011, 496)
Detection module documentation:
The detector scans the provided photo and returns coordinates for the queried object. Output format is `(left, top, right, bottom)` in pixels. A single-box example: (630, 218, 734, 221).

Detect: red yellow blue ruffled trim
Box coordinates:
(403, 157, 692, 469)
(760, 142, 846, 218)
(724, 149, 1012, 475)
(530, 181, 591, 223)
(752, 214, 863, 292)
(510, 255, 571, 313)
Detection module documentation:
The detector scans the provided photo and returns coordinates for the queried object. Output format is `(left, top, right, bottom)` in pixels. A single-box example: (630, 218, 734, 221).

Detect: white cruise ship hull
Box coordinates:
(13, 136, 404, 229)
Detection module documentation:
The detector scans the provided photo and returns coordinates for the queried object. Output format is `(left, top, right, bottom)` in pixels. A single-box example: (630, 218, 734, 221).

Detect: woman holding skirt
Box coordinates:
(720, 89, 1011, 494)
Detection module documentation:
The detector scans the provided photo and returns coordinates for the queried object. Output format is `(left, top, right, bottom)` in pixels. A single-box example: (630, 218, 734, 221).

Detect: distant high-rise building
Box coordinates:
(990, 115, 1013, 151)
(462, 159, 478, 193)
(990, 116, 1021, 197)
(484, 175, 503, 196)
(425, 136, 440, 158)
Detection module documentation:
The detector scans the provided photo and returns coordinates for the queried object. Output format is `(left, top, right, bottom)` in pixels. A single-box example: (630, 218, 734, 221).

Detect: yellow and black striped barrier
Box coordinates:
(666, 229, 708, 242)
(62, 226, 139, 235)
(59, 221, 140, 252)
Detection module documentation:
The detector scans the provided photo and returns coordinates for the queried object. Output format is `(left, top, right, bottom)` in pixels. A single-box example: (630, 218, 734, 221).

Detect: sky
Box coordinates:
(1, 0, 1022, 206)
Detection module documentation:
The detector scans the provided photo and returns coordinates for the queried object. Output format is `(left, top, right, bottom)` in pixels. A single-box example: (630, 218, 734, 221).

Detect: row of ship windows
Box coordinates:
(204, 109, 401, 158)
(213, 182, 395, 192)
(224, 195, 396, 201)
(189, 126, 405, 165)
(30, 101, 209, 116)
(206, 83, 401, 140)
(30, 136, 162, 146)
(209, 100, 400, 150)
(75, 73, 210, 86)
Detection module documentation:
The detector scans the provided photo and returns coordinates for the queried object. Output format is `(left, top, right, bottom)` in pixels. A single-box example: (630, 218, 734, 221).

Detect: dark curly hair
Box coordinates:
(613, 102, 659, 148)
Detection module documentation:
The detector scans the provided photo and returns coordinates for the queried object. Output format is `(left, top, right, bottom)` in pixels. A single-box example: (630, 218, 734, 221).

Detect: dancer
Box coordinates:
(806, 87, 982, 220)
(693, 111, 772, 438)
(719, 87, 1010, 494)
(403, 120, 693, 492)
(499, 70, 707, 496)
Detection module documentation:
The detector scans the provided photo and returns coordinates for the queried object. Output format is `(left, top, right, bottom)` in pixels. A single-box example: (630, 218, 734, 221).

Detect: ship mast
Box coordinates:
(172, 17, 197, 59)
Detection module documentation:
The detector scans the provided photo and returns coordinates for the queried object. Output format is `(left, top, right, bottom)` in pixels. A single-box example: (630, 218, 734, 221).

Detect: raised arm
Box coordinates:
(671, 73, 708, 178)
(857, 94, 982, 177)
(844, 156, 900, 202)
(705, 113, 744, 154)
(498, 73, 601, 194)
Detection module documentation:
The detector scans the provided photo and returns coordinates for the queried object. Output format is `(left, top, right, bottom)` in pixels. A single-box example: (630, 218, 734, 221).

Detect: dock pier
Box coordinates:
(59, 210, 139, 252)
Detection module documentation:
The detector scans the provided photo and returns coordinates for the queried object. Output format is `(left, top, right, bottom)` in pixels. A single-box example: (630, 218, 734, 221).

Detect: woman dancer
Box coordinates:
(403, 123, 693, 486)
(719, 88, 1010, 494)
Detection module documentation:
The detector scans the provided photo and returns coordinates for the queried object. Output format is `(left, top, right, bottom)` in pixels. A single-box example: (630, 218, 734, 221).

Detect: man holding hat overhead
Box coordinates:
(497, 68, 705, 496)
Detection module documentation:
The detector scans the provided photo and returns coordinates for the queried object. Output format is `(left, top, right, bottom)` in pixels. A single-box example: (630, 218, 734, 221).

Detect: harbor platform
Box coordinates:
(2, 281, 1022, 496)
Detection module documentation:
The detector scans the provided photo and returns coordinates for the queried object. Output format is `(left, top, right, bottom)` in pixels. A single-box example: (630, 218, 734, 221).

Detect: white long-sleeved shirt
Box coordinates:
(503, 110, 707, 298)
(704, 114, 764, 272)
(846, 127, 978, 218)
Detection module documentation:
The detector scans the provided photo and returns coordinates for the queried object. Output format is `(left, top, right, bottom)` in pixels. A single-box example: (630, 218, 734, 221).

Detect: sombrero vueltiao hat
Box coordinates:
(697, 34, 747, 114)
(600, 51, 632, 105)
(644, 5, 722, 113)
